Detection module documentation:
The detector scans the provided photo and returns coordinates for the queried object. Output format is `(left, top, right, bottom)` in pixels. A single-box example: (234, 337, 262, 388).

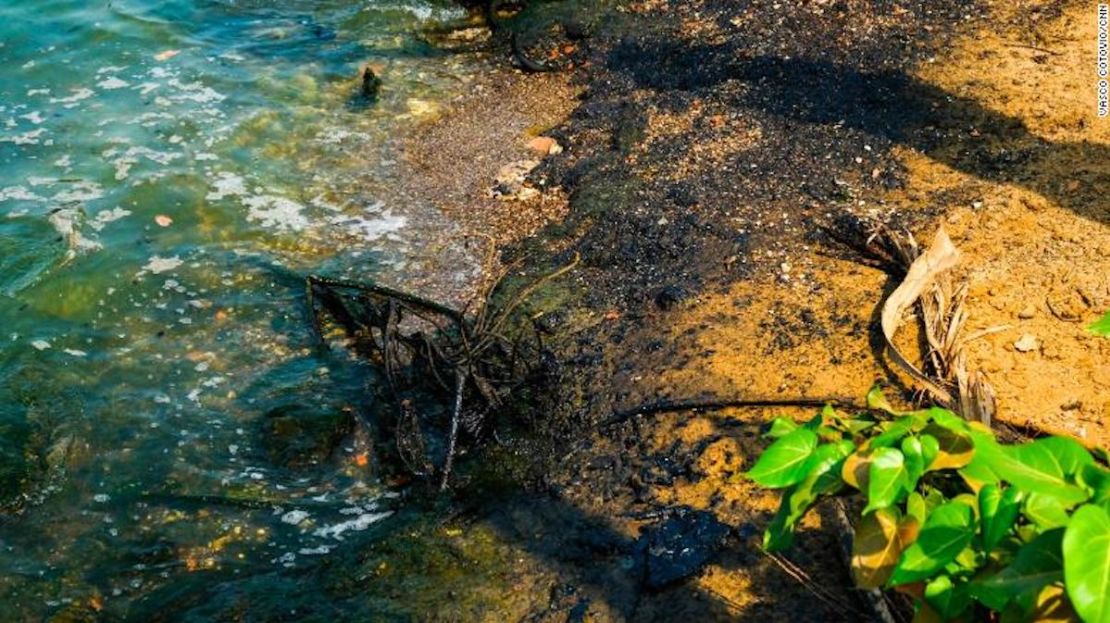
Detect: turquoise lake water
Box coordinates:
(0, 0, 486, 618)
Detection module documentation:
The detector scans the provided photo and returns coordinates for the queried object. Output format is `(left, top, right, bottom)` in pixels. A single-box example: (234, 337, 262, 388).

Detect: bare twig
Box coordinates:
(602, 396, 865, 428)
(440, 369, 467, 490)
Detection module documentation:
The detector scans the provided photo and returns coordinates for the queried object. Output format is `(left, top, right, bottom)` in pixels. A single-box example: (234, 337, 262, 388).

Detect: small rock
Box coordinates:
(1017, 306, 1035, 320)
(527, 136, 562, 155)
(1060, 399, 1082, 411)
(1013, 334, 1039, 353)
(491, 160, 540, 201)
(360, 65, 382, 100)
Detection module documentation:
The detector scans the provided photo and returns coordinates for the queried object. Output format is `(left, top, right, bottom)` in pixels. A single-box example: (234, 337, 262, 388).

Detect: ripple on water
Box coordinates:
(0, 0, 488, 618)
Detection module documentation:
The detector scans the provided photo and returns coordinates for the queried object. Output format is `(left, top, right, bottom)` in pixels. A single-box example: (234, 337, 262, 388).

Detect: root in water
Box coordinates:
(304, 251, 580, 489)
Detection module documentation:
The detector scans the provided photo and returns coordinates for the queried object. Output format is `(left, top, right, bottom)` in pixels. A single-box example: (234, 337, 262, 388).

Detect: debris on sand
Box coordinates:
(1013, 334, 1039, 353)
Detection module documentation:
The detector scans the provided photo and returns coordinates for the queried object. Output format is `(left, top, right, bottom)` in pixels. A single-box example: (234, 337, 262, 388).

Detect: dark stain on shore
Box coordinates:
(73, 0, 1106, 619)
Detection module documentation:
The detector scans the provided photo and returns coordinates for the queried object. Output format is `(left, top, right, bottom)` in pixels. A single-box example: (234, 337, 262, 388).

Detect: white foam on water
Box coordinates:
(311, 511, 394, 540)
(206, 172, 248, 201)
(90, 207, 132, 231)
(333, 208, 407, 241)
(0, 186, 45, 202)
(243, 195, 309, 232)
(167, 79, 225, 104)
(50, 88, 94, 108)
(281, 510, 310, 525)
(110, 146, 181, 180)
(97, 76, 130, 90)
(139, 255, 184, 275)
(1, 128, 47, 145)
(52, 181, 104, 203)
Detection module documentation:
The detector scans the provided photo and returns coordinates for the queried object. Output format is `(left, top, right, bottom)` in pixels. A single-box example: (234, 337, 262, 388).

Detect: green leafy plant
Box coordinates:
(1090, 311, 1110, 338)
(746, 387, 1110, 622)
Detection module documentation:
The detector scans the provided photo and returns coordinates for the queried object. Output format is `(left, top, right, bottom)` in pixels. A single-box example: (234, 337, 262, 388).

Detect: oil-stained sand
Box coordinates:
(385, 0, 1107, 620)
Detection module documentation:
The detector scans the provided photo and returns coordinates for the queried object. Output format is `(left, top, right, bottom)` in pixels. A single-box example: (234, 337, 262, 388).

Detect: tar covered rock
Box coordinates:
(640, 509, 730, 589)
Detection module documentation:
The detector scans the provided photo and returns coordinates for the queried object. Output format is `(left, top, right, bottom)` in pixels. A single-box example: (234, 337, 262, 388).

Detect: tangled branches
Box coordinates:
(305, 253, 579, 489)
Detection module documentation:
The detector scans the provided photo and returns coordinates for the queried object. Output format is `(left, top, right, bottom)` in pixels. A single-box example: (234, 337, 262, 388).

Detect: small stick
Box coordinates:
(602, 396, 865, 428)
(440, 369, 467, 491)
(1004, 42, 1061, 56)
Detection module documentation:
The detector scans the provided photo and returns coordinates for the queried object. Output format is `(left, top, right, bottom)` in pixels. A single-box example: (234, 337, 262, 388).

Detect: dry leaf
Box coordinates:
(1029, 583, 1078, 622)
(842, 451, 872, 490)
(880, 227, 960, 403)
(852, 508, 915, 588)
(921, 423, 974, 470)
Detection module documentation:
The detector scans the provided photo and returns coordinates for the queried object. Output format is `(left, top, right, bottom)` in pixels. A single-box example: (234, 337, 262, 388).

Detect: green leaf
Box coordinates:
(843, 417, 877, 436)
(1024, 493, 1070, 530)
(919, 434, 940, 471)
(810, 441, 855, 494)
(924, 487, 947, 512)
(1064, 504, 1110, 623)
(1088, 310, 1110, 337)
(1079, 463, 1110, 504)
(868, 416, 916, 449)
(960, 424, 1002, 488)
(906, 491, 928, 525)
(902, 436, 927, 483)
(890, 501, 975, 586)
(866, 386, 898, 413)
(865, 447, 910, 514)
(815, 424, 843, 443)
(928, 408, 971, 433)
(925, 574, 972, 621)
(762, 442, 851, 552)
(970, 529, 1064, 612)
(747, 428, 819, 488)
(765, 417, 799, 439)
(920, 422, 975, 470)
(979, 484, 1022, 553)
(975, 436, 1092, 506)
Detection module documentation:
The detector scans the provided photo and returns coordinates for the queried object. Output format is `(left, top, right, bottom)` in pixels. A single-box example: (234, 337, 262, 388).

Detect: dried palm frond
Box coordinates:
(863, 221, 996, 425)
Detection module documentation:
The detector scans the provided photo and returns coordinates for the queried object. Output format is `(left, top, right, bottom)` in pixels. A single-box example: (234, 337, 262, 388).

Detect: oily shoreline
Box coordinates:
(387, 0, 1110, 619)
(379, 1, 997, 620)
